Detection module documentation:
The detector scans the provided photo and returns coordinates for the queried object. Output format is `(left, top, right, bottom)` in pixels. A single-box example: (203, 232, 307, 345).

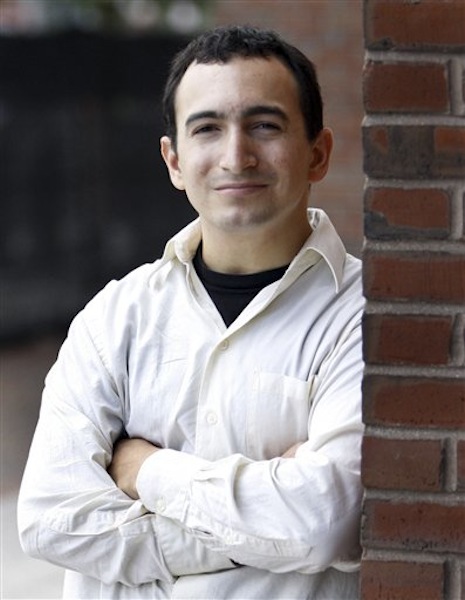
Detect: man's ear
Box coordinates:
(160, 136, 185, 191)
(307, 127, 333, 183)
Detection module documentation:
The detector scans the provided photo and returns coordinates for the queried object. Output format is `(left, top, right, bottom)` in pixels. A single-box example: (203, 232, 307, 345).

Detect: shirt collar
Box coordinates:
(296, 208, 346, 292)
(160, 218, 202, 265)
(159, 208, 346, 292)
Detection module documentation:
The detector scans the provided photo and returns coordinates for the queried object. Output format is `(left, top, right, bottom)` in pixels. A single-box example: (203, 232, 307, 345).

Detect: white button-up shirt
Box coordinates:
(18, 209, 364, 599)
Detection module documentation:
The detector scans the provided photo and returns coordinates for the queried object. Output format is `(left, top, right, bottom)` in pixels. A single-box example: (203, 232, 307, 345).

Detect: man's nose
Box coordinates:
(219, 130, 258, 173)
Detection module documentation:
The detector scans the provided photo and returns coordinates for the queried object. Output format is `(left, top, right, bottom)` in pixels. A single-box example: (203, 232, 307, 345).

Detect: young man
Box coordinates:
(18, 26, 364, 599)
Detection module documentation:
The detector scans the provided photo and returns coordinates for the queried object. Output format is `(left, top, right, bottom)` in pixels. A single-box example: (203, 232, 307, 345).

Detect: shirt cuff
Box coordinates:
(136, 449, 235, 576)
(136, 448, 210, 518)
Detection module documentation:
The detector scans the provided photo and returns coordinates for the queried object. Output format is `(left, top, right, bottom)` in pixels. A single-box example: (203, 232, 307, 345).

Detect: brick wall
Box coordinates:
(361, 1, 465, 599)
(211, 0, 364, 256)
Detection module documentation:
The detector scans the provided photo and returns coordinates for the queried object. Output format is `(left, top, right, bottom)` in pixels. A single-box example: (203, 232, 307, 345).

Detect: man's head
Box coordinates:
(160, 26, 333, 263)
(162, 25, 323, 150)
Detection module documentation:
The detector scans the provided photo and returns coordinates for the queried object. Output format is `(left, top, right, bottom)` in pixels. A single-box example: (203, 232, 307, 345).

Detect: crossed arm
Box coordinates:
(18, 301, 363, 586)
(109, 438, 302, 500)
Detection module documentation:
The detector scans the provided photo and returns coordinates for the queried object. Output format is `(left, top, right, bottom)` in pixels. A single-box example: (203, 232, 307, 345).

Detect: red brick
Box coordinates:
(363, 314, 453, 366)
(362, 436, 443, 492)
(364, 61, 449, 113)
(435, 127, 465, 155)
(363, 125, 465, 180)
(364, 187, 451, 239)
(366, 125, 390, 154)
(364, 252, 465, 303)
(362, 0, 464, 574)
(365, 0, 465, 49)
(433, 127, 465, 178)
(363, 125, 430, 180)
(458, 440, 465, 492)
(363, 375, 465, 429)
(361, 559, 445, 600)
(363, 499, 465, 553)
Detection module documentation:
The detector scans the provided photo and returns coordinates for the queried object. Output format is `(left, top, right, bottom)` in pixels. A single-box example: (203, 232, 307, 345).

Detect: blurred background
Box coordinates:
(0, 0, 363, 597)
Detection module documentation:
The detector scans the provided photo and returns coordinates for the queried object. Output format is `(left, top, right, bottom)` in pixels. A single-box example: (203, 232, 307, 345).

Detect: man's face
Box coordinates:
(161, 57, 329, 238)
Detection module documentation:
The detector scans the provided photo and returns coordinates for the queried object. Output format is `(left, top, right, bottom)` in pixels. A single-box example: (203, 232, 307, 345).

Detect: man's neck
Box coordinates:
(200, 220, 312, 275)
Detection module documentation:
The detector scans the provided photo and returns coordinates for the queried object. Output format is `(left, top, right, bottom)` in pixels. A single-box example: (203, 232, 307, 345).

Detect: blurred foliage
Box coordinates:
(62, 0, 210, 30)
(0, 0, 212, 34)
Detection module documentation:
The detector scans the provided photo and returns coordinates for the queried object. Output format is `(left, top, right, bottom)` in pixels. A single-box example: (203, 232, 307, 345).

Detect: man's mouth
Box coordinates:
(214, 181, 268, 194)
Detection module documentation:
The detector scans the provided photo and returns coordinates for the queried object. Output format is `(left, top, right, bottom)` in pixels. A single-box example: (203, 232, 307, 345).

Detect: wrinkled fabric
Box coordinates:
(18, 209, 364, 599)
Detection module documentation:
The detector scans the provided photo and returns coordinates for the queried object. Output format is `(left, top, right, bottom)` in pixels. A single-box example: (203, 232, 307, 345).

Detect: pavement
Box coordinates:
(1, 334, 65, 599)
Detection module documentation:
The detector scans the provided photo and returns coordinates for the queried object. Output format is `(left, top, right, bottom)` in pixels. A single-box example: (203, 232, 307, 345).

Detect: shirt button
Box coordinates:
(219, 340, 229, 350)
(156, 497, 166, 513)
(206, 411, 218, 425)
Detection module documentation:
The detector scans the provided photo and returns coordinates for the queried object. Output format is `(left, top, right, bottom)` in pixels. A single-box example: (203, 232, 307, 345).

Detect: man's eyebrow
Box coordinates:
(184, 105, 288, 129)
(242, 105, 288, 121)
(185, 110, 224, 128)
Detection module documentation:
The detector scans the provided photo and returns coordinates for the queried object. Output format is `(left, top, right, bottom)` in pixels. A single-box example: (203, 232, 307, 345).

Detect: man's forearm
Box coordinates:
(109, 437, 160, 499)
(108, 437, 240, 577)
(109, 437, 303, 500)
(135, 430, 362, 575)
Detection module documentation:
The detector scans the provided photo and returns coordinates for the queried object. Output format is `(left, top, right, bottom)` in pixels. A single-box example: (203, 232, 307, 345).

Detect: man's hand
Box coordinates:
(281, 442, 303, 458)
(108, 438, 160, 499)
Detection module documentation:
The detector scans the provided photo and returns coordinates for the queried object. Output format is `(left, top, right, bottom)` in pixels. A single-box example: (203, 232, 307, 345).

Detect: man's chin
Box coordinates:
(213, 209, 276, 233)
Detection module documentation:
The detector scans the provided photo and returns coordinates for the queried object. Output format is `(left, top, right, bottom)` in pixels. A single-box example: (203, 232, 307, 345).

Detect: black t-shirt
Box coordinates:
(193, 245, 288, 327)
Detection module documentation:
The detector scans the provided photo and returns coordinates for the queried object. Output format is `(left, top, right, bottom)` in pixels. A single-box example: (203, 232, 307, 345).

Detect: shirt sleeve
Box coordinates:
(136, 320, 364, 574)
(17, 291, 235, 587)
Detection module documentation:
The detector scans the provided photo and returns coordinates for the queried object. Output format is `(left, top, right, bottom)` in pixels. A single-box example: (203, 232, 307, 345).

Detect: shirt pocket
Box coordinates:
(246, 371, 316, 460)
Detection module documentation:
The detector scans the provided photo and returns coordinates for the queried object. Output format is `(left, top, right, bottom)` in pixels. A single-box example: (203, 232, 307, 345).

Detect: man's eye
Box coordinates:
(192, 124, 219, 135)
(253, 122, 281, 132)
